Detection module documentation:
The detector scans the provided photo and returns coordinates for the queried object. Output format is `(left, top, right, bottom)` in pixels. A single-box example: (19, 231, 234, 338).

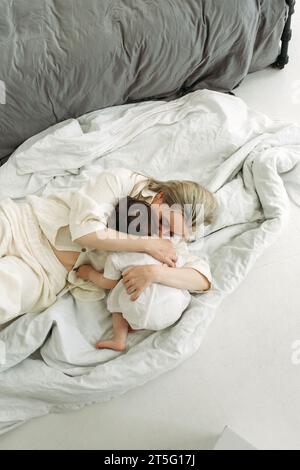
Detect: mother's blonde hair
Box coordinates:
(130, 174, 218, 228)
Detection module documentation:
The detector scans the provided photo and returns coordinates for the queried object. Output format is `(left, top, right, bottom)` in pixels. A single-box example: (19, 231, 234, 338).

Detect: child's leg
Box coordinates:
(128, 325, 143, 333)
(96, 312, 129, 351)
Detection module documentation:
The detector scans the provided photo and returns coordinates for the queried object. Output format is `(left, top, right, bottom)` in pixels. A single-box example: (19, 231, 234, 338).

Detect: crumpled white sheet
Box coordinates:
(0, 90, 300, 435)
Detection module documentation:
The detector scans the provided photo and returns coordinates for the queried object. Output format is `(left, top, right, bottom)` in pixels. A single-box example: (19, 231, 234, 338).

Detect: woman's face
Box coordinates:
(151, 203, 190, 239)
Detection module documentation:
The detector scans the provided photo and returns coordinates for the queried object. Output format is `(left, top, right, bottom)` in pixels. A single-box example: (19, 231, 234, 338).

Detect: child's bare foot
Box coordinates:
(96, 339, 126, 351)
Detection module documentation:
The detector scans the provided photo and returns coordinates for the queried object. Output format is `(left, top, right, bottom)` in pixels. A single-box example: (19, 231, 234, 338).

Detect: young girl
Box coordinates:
(76, 197, 212, 351)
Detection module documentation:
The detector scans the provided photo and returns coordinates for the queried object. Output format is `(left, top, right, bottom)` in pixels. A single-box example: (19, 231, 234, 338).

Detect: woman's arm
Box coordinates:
(74, 229, 177, 267)
(68, 169, 177, 266)
(122, 265, 210, 301)
(154, 266, 210, 291)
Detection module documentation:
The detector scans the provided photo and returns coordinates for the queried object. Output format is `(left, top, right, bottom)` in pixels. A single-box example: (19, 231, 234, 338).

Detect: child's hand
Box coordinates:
(75, 264, 95, 281)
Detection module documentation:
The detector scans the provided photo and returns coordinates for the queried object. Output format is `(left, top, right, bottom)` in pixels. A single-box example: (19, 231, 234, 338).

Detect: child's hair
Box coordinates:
(108, 196, 156, 236)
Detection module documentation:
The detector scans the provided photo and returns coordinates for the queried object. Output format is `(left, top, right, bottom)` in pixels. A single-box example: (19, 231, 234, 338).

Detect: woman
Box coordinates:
(0, 168, 217, 325)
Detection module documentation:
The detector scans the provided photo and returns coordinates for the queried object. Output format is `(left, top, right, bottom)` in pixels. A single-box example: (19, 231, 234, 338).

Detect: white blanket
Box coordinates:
(0, 90, 300, 435)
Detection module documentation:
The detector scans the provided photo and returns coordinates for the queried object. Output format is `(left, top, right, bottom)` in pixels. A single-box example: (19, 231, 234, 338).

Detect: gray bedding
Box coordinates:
(0, 0, 288, 164)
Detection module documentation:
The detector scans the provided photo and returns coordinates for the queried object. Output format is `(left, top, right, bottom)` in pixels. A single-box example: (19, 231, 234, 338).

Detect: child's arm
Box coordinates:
(75, 265, 119, 290)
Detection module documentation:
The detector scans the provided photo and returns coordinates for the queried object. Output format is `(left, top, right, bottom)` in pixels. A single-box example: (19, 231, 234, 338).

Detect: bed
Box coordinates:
(0, 0, 295, 165)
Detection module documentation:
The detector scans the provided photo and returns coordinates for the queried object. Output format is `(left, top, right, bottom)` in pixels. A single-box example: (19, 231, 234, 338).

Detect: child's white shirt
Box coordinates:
(103, 237, 212, 330)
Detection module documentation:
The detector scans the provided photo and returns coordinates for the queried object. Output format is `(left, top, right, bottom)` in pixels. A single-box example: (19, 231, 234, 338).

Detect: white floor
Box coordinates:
(1, 9, 300, 451)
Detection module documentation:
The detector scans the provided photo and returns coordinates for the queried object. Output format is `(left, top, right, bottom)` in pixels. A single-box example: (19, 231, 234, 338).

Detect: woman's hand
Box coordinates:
(146, 238, 177, 267)
(122, 265, 158, 301)
(75, 264, 96, 281)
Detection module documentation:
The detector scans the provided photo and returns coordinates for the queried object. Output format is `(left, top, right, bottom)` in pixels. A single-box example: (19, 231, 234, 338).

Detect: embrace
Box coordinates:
(0, 168, 217, 348)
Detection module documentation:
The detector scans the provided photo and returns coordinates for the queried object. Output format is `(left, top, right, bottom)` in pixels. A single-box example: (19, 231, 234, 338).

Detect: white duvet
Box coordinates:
(0, 90, 300, 435)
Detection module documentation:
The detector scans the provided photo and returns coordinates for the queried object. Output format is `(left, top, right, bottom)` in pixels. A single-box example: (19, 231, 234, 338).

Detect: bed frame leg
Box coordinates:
(275, 0, 296, 69)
